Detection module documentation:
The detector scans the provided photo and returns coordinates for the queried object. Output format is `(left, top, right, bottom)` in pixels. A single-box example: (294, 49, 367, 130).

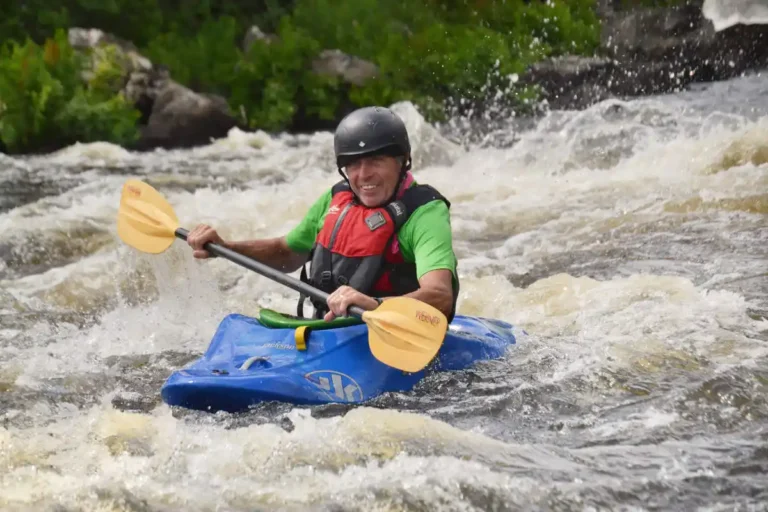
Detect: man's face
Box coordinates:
(345, 154, 402, 207)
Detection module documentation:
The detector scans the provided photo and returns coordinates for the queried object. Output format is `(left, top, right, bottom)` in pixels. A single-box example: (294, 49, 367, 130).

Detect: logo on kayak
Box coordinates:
(126, 185, 141, 197)
(304, 370, 363, 402)
(416, 310, 441, 326)
(261, 342, 293, 350)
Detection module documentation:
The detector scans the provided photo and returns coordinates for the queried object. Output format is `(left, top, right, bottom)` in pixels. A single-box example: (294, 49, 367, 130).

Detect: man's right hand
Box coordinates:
(186, 224, 227, 259)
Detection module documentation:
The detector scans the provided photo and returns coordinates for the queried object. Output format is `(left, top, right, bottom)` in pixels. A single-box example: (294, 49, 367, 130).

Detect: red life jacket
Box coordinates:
(297, 175, 456, 319)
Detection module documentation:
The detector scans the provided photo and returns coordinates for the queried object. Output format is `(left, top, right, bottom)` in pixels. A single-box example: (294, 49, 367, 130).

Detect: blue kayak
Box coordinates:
(161, 309, 516, 412)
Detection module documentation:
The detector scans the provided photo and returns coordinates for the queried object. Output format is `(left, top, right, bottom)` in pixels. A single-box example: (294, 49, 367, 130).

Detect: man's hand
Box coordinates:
(186, 224, 227, 259)
(325, 285, 379, 322)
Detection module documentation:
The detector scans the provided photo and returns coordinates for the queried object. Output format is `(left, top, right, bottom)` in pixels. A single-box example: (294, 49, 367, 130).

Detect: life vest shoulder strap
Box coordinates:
(386, 184, 450, 230)
(331, 180, 351, 196)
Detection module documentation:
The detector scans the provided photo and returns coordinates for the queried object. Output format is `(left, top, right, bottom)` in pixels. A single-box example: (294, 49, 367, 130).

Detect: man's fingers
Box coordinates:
(186, 224, 223, 259)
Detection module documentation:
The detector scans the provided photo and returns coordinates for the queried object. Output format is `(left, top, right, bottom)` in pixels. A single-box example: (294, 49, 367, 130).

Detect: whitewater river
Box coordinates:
(1, 68, 767, 509)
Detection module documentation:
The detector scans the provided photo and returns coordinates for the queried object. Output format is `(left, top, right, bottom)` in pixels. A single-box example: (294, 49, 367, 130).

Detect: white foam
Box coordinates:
(2, 84, 768, 509)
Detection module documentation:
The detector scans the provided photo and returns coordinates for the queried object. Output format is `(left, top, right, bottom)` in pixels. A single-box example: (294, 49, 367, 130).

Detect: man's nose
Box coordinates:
(357, 160, 374, 176)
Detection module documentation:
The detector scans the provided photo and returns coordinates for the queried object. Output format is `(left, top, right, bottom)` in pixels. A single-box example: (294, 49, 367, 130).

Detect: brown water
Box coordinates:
(1, 75, 767, 511)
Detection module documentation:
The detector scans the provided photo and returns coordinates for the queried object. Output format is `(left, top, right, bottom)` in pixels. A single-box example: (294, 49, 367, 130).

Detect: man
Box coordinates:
(186, 106, 459, 322)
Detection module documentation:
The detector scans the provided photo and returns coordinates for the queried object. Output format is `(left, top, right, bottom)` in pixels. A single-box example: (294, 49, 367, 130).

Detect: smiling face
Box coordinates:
(345, 154, 404, 207)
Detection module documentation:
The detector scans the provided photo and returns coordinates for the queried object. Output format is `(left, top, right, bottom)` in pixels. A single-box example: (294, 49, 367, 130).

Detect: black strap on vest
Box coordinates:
(389, 184, 450, 222)
(331, 181, 350, 196)
(296, 181, 450, 318)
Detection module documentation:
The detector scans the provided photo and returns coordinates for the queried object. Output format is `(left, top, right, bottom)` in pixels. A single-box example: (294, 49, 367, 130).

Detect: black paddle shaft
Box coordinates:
(174, 228, 365, 318)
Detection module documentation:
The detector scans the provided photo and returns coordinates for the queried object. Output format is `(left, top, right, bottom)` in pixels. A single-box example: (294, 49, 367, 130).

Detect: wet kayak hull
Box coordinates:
(161, 313, 516, 412)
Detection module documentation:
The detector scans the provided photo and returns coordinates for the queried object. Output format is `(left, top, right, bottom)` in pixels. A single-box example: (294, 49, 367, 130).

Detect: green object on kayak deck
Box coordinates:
(257, 308, 363, 330)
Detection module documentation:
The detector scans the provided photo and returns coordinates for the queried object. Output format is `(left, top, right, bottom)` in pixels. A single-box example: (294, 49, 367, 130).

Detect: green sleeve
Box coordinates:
(397, 200, 458, 279)
(285, 189, 332, 253)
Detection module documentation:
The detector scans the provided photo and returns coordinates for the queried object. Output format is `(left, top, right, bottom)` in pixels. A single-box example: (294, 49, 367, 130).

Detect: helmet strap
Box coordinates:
(338, 166, 365, 205)
(385, 159, 410, 204)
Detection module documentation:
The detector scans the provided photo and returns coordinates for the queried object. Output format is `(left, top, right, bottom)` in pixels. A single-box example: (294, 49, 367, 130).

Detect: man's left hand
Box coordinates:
(324, 285, 379, 322)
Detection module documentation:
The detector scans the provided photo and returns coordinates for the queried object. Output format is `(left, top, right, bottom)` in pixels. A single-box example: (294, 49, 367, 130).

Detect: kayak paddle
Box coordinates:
(116, 179, 447, 373)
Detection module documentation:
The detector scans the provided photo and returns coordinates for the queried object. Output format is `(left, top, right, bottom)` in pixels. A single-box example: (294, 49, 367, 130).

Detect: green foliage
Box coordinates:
(0, 30, 139, 154)
(0, 1, 69, 44)
(0, 0, 162, 47)
(282, 0, 600, 124)
(144, 16, 241, 95)
(0, 0, 603, 153)
(54, 89, 140, 146)
(0, 0, 293, 48)
(228, 20, 329, 130)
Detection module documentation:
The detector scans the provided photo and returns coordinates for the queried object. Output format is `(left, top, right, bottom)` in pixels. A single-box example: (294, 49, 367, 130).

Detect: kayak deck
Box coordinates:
(161, 312, 516, 412)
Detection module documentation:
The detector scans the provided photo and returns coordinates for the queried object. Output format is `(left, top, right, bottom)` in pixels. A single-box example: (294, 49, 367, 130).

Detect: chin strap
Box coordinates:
(337, 167, 358, 204)
(386, 165, 409, 205)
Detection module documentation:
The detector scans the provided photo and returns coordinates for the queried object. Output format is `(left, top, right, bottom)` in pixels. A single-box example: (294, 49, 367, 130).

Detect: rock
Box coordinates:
(68, 27, 135, 52)
(135, 80, 239, 150)
(523, 56, 616, 110)
(600, 3, 716, 59)
(288, 49, 380, 132)
(68, 27, 152, 78)
(67, 27, 239, 151)
(311, 49, 379, 86)
(600, 1, 768, 93)
(521, 1, 768, 111)
(122, 66, 170, 125)
(242, 25, 278, 53)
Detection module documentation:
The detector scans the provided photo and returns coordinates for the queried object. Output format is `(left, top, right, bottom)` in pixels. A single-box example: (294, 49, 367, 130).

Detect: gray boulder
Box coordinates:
(521, 1, 768, 111)
(67, 27, 239, 150)
(311, 49, 379, 86)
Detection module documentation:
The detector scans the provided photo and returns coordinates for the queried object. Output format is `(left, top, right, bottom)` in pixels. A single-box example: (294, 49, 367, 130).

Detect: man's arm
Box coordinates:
(399, 199, 457, 318)
(188, 190, 330, 273)
(186, 226, 308, 273)
(226, 237, 307, 273)
(401, 269, 454, 318)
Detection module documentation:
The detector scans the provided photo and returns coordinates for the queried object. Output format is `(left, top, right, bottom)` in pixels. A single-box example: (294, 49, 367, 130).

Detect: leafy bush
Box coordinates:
(0, 0, 162, 47)
(0, 30, 139, 153)
(283, 0, 600, 123)
(144, 16, 241, 96)
(0, 0, 602, 153)
(54, 89, 140, 145)
(228, 19, 334, 131)
(137, 0, 601, 130)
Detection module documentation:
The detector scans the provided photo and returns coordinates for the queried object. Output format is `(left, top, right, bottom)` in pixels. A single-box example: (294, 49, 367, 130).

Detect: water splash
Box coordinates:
(703, 0, 768, 31)
(0, 74, 766, 510)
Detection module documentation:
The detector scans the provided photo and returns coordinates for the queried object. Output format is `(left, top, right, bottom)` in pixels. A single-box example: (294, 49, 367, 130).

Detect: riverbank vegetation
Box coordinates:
(0, 0, 603, 154)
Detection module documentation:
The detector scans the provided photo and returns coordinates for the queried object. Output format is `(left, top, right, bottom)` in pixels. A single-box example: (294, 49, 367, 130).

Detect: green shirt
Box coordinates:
(285, 186, 458, 281)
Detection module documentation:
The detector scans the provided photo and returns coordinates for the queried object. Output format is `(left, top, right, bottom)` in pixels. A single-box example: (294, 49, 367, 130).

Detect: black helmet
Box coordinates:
(334, 106, 411, 169)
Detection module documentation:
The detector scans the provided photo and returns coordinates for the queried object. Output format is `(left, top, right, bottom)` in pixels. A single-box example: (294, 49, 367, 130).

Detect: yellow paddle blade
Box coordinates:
(117, 180, 180, 254)
(362, 297, 448, 373)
